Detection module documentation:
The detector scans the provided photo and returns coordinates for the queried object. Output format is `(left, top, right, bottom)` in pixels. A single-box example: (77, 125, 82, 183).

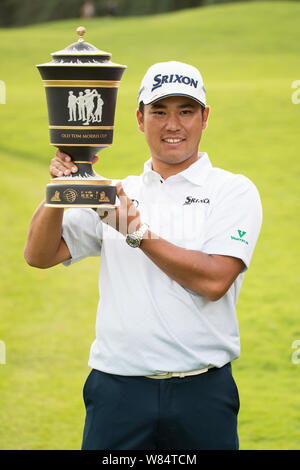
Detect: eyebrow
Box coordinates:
(150, 101, 196, 109)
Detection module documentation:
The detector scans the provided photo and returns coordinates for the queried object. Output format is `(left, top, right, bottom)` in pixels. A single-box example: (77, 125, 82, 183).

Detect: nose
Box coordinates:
(165, 112, 181, 132)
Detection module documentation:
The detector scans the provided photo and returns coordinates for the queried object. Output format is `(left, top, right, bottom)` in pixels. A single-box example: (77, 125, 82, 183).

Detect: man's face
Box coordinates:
(137, 96, 209, 170)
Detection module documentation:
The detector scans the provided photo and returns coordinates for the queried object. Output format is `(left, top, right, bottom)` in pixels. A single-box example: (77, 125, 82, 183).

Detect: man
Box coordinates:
(83, 88, 98, 125)
(77, 91, 86, 122)
(94, 92, 104, 123)
(24, 61, 262, 450)
(67, 91, 77, 121)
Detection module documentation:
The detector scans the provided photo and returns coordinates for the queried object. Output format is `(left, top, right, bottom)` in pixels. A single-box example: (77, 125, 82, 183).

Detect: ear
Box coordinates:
(136, 109, 144, 133)
(202, 106, 210, 131)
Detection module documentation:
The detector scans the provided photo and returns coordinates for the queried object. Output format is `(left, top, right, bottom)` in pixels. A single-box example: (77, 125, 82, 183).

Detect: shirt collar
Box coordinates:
(142, 152, 212, 186)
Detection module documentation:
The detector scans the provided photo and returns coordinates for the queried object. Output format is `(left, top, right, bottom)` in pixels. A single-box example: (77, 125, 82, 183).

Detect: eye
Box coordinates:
(180, 109, 193, 115)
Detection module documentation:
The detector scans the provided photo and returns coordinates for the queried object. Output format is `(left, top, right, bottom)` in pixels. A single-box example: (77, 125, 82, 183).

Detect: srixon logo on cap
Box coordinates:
(151, 73, 198, 92)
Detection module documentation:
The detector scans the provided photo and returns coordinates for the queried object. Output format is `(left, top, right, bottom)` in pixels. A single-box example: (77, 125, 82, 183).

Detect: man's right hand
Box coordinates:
(49, 149, 99, 178)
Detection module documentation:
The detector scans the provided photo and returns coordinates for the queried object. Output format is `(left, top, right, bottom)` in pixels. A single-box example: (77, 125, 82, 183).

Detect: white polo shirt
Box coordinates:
(62, 153, 262, 375)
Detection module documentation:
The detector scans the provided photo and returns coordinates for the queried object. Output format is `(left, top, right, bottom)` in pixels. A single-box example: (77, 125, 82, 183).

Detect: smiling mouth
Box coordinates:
(162, 138, 185, 144)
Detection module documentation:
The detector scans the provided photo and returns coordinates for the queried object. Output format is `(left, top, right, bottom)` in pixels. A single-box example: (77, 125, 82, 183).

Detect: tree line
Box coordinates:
(0, 0, 261, 27)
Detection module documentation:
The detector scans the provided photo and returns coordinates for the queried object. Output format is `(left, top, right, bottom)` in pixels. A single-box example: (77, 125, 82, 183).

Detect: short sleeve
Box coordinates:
(61, 208, 103, 266)
(202, 175, 263, 272)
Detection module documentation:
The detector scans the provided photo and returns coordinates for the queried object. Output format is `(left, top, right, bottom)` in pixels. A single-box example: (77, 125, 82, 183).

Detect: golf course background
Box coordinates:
(1, 1, 299, 449)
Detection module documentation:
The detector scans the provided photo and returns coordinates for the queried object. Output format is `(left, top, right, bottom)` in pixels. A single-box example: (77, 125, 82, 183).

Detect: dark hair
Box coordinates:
(138, 101, 205, 117)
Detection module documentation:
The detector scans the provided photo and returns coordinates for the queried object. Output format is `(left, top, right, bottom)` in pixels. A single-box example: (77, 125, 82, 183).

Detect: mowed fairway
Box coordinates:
(0, 1, 299, 449)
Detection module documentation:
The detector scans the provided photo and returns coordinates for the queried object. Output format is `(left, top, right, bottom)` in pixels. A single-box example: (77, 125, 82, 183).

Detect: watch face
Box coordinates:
(126, 234, 140, 248)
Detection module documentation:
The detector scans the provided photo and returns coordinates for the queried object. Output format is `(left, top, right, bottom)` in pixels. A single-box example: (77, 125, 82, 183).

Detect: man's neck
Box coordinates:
(151, 153, 200, 180)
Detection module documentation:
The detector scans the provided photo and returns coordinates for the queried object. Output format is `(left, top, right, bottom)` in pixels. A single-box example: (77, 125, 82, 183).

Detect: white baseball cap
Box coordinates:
(138, 61, 206, 107)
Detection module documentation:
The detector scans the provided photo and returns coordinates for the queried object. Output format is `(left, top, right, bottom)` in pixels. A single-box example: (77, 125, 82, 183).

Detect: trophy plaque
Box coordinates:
(37, 26, 126, 208)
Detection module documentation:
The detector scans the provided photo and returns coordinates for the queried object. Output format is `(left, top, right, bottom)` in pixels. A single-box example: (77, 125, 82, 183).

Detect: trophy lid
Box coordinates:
(38, 26, 126, 68)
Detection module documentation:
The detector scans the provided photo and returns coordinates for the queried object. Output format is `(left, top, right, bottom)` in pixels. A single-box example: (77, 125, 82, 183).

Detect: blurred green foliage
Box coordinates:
(1, 0, 262, 27)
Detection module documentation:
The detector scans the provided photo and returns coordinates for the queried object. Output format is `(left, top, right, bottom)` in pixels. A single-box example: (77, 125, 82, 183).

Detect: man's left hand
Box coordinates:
(98, 182, 142, 236)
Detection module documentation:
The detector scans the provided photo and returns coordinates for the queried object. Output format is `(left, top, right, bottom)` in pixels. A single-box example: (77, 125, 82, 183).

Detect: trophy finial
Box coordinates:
(76, 26, 86, 42)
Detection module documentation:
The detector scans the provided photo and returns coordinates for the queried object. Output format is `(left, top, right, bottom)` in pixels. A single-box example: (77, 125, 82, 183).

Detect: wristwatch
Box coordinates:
(126, 223, 149, 248)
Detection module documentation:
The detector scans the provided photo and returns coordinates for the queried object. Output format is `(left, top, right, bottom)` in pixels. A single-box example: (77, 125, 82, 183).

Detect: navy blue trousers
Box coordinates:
(81, 363, 239, 450)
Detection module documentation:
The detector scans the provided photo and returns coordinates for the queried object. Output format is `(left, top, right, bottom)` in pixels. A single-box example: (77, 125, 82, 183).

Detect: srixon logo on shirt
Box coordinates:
(151, 73, 198, 92)
(183, 196, 210, 205)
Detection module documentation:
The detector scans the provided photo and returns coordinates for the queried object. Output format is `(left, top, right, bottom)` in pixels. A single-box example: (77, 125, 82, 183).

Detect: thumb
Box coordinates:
(116, 182, 132, 205)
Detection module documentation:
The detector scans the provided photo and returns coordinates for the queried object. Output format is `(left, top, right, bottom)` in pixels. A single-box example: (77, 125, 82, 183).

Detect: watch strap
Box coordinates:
(134, 223, 149, 241)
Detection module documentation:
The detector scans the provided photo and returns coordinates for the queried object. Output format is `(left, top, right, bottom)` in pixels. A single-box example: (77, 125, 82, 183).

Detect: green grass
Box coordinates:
(1, 1, 300, 450)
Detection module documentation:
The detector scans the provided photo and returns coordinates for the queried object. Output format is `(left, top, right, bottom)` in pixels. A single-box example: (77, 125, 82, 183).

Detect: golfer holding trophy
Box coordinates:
(25, 28, 262, 450)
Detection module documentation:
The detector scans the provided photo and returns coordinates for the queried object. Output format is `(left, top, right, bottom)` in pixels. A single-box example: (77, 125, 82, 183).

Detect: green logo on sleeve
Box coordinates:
(231, 230, 248, 245)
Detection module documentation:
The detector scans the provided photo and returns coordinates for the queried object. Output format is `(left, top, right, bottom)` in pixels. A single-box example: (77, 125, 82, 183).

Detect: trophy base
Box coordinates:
(44, 203, 118, 209)
(45, 178, 117, 209)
